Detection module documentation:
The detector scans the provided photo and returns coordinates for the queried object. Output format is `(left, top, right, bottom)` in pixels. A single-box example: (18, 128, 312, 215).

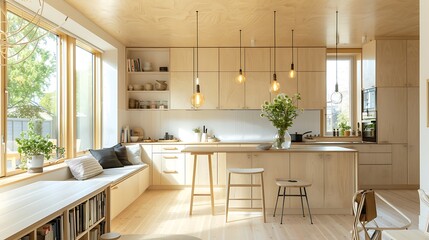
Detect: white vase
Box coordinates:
(27, 154, 44, 173)
(194, 132, 202, 142)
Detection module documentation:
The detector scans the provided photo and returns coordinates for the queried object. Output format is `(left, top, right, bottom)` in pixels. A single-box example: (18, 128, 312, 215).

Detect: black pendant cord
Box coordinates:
(239, 29, 242, 71)
(273, 11, 277, 79)
(291, 29, 294, 64)
(335, 10, 338, 90)
(196, 11, 199, 80)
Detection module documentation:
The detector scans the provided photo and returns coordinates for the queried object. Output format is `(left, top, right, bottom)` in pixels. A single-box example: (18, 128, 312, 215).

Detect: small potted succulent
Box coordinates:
(192, 127, 202, 142)
(338, 120, 352, 136)
(16, 121, 64, 172)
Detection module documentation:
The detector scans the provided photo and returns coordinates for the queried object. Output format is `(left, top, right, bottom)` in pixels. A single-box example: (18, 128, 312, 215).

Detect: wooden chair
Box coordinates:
(351, 190, 411, 240)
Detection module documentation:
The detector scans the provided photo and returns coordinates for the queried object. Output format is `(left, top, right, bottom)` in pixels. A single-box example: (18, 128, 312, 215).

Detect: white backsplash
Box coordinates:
(127, 109, 321, 142)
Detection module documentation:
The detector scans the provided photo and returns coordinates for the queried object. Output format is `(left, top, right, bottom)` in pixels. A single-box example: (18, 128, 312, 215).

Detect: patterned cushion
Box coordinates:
(65, 155, 103, 180)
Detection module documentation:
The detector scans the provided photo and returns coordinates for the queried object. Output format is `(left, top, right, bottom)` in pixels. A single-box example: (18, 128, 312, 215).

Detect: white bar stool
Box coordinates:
(273, 179, 313, 224)
(225, 168, 266, 223)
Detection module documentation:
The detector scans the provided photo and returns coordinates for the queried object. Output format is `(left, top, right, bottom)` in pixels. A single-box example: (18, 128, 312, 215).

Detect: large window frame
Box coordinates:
(0, 4, 102, 177)
(325, 50, 361, 136)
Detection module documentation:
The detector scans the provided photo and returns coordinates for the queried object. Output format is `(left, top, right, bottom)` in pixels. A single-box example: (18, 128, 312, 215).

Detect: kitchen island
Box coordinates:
(182, 145, 358, 215)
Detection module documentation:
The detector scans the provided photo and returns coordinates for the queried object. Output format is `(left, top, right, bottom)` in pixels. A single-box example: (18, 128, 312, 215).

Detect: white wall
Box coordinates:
(127, 110, 321, 142)
(420, 0, 429, 230)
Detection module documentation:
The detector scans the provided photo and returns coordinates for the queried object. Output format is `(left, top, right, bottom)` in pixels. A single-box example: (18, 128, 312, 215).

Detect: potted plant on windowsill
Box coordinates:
(338, 121, 352, 137)
(192, 127, 202, 142)
(16, 121, 64, 173)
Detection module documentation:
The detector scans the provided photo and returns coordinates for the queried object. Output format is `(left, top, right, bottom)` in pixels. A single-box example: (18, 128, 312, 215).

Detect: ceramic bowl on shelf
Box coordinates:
(133, 84, 143, 90)
(130, 136, 139, 142)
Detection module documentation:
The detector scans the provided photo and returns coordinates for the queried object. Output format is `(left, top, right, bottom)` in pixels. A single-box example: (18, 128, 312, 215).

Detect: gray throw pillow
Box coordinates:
(89, 148, 124, 169)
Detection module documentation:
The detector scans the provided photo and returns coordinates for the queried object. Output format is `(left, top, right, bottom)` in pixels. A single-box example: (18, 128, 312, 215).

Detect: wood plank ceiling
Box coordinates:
(65, 0, 419, 48)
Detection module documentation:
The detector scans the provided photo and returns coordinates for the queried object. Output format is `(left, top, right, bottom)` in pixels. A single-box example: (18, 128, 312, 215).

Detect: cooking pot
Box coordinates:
(290, 131, 312, 142)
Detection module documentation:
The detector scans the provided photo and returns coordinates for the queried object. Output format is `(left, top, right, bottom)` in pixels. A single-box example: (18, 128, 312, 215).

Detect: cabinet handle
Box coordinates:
(163, 147, 178, 151)
(163, 156, 178, 159)
(163, 170, 178, 174)
(111, 186, 119, 190)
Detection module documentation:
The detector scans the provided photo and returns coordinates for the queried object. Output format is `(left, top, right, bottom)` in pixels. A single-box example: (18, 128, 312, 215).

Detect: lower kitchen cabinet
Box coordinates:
(152, 145, 185, 186)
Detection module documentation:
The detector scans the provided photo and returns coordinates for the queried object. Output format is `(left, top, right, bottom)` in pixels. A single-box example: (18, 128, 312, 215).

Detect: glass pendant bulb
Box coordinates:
(331, 83, 343, 104)
(191, 83, 205, 108)
(236, 69, 246, 83)
(289, 63, 296, 78)
(270, 73, 280, 93)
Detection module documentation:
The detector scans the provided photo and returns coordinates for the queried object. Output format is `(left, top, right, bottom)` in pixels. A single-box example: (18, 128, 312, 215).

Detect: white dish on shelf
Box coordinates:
(133, 84, 143, 90)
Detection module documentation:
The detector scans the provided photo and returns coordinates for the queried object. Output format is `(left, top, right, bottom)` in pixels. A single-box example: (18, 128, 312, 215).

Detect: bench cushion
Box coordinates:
(65, 155, 103, 180)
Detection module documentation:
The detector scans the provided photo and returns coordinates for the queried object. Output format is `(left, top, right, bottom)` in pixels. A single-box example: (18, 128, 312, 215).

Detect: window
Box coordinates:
(0, 5, 103, 177)
(75, 46, 95, 152)
(326, 55, 353, 135)
(5, 11, 60, 172)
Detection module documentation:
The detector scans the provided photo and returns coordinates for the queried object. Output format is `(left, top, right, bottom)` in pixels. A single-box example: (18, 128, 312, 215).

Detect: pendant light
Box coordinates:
(191, 11, 205, 108)
(331, 11, 343, 104)
(236, 29, 246, 83)
(289, 29, 296, 78)
(270, 11, 280, 93)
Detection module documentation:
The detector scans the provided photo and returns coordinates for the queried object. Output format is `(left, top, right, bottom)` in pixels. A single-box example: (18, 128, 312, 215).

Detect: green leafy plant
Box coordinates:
(260, 93, 301, 132)
(338, 120, 351, 131)
(16, 121, 64, 161)
(192, 127, 201, 133)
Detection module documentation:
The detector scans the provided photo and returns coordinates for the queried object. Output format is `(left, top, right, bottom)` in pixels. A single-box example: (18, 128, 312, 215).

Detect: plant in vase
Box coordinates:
(192, 127, 202, 142)
(261, 93, 301, 149)
(16, 121, 65, 172)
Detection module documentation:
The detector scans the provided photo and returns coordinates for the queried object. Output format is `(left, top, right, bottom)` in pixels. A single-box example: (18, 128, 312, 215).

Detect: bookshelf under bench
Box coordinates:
(0, 181, 111, 240)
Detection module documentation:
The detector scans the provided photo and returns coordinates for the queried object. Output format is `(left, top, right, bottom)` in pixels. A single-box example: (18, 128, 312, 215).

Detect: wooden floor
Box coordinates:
(111, 188, 420, 240)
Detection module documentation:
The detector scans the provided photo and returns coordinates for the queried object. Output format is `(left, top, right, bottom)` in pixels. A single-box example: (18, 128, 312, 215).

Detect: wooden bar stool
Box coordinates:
(225, 168, 266, 223)
(100, 232, 121, 240)
(273, 179, 313, 224)
(189, 152, 215, 215)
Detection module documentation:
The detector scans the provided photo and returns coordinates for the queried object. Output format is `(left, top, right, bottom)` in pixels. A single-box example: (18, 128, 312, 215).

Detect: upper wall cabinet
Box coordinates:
(297, 72, 326, 109)
(219, 72, 245, 109)
(270, 48, 297, 72)
(245, 48, 270, 71)
(170, 48, 193, 71)
(170, 72, 193, 109)
(376, 40, 407, 87)
(297, 48, 326, 72)
(220, 48, 241, 72)
(407, 40, 419, 87)
(194, 48, 219, 71)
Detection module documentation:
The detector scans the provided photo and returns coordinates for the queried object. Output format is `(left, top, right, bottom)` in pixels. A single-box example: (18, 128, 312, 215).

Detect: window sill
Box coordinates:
(0, 162, 68, 188)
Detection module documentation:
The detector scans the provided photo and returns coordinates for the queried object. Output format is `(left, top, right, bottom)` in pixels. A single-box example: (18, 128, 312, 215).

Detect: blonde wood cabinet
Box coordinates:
(220, 48, 241, 71)
(111, 170, 141, 219)
(271, 71, 298, 100)
(225, 153, 252, 208)
(377, 87, 407, 143)
(290, 153, 324, 209)
(185, 146, 219, 186)
(251, 153, 290, 209)
(376, 40, 407, 87)
(271, 48, 297, 72)
(297, 72, 326, 109)
(297, 48, 326, 72)
(407, 40, 419, 87)
(152, 145, 185, 186)
(391, 144, 408, 185)
(170, 72, 193, 109)
(198, 71, 219, 109)
(219, 72, 245, 109)
(245, 72, 271, 109)
(170, 48, 193, 71)
(408, 87, 420, 184)
(194, 48, 218, 71)
(245, 48, 270, 71)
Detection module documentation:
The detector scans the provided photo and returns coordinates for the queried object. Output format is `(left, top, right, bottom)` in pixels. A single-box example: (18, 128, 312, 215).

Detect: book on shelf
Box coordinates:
(36, 223, 54, 240)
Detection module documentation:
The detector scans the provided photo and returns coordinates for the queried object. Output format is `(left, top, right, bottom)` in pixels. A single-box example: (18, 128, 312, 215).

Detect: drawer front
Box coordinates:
(352, 144, 392, 153)
(153, 153, 185, 185)
(359, 152, 392, 164)
(153, 144, 184, 153)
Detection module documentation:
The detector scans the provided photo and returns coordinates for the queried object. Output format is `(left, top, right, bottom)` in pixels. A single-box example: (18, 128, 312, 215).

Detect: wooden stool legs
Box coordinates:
(189, 153, 215, 215)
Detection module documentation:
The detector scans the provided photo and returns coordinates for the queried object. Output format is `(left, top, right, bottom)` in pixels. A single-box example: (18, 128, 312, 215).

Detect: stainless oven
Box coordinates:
(362, 120, 377, 142)
(362, 87, 376, 119)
